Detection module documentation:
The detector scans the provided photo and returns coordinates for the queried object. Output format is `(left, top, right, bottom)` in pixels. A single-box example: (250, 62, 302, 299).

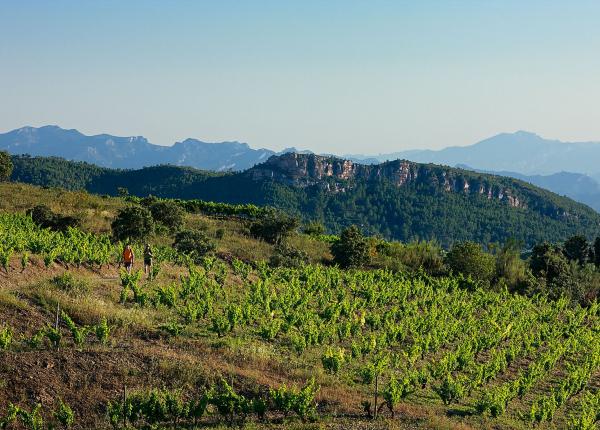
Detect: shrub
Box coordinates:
(61, 311, 91, 346)
(53, 399, 74, 429)
(148, 200, 185, 233)
(493, 241, 530, 292)
(375, 240, 445, 275)
(433, 374, 467, 405)
(173, 230, 216, 263)
(445, 241, 495, 287)
(250, 210, 299, 244)
(111, 206, 154, 242)
(51, 273, 90, 296)
(322, 347, 345, 374)
(331, 225, 370, 268)
(269, 243, 309, 268)
(383, 376, 415, 417)
(44, 324, 62, 349)
(269, 379, 319, 421)
(95, 318, 111, 345)
(27, 205, 81, 232)
(0, 324, 13, 349)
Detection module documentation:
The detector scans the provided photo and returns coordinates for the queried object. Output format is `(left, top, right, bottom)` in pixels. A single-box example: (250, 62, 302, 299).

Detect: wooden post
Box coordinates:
(55, 302, 60, 330)
(122, 384, 127, 429)
(55, 302, 61, 352)
(374, 374, 378, 420)
(230, 375, 234, 426)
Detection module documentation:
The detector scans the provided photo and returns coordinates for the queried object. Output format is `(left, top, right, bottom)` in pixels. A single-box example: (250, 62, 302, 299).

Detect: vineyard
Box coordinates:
(1, 210, 600, 429)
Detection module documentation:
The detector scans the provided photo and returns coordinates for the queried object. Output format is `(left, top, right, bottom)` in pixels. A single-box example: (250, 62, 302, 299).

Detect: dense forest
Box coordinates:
(10, 154, 600, 247)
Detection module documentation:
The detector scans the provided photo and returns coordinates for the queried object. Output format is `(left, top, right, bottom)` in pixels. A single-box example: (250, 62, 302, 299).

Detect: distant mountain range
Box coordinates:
(0, 125, 280, 171)
(4, 125, 600, 211)
(347, 131, 600, 212)
(10, 153, 600, 247)
(348, 131, 600, 178)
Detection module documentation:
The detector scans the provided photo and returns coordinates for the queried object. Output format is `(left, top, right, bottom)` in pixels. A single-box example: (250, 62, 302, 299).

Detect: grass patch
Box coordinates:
(0, 289, 27, 310)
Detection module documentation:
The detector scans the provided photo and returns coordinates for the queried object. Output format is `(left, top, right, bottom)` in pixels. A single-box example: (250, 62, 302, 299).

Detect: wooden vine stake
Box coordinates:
(55, 302, 61, 352)
(374, 374, 379, 420)
(122, 383, 127, 429)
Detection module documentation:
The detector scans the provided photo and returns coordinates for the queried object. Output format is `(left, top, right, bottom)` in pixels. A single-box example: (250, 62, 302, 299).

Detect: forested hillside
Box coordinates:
(11, 153, 600, 247)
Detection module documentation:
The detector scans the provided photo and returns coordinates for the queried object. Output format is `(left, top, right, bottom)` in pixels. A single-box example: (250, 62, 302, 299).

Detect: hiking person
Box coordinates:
(122, 244, 134, 274)
(143, 243, 154, 280)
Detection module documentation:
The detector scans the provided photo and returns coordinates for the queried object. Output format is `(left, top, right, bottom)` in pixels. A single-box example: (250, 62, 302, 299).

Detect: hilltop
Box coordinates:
(11, 153, 600, 247)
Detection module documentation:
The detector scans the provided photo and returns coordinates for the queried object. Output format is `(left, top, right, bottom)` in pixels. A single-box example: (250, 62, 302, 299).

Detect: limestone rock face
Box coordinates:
(247, 153, 527, 209)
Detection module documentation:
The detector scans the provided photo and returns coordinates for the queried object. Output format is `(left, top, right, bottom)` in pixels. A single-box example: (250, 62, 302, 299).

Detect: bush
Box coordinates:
(269, 243, 309, 268)
(173, 230, 216, 263)
(148, 200, 185, 233)
(250, 210, 299, 244)
(493, 241, 531, 292)
(51, 273, 90, 296)
(0, 151, 12, 181)
(445, 241, 495, 286)
(375, 240, 445, 275)
(27, 205, 81, 232)
(53, 399, 74, 429)
(111, 206, 154, 242)
(331, 225, 370, 268)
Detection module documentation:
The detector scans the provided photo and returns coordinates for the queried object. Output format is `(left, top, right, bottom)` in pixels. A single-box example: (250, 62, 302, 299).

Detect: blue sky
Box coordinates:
(1, 0, 600, 153)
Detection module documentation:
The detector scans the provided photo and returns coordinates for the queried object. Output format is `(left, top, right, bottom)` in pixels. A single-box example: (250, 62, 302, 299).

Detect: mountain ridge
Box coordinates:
(10, 152, 600, 247)
(4, 125, 600, 211)
(350, 130, 600, 176)
(0, 125, 277, 171)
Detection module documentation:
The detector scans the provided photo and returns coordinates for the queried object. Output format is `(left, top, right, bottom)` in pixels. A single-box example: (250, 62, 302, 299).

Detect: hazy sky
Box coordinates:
(1, 1, 600, 153)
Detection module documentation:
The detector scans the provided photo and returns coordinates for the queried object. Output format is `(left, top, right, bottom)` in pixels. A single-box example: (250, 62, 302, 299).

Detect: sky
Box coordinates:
(1, 0, 600, 154)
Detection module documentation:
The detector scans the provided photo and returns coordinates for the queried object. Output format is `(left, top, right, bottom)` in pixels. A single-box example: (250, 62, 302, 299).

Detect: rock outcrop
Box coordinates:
(248, 153, 526, 208)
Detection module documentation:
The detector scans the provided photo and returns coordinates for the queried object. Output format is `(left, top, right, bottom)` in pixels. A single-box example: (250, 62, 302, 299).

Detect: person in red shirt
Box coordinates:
(122, 244, 135, 274)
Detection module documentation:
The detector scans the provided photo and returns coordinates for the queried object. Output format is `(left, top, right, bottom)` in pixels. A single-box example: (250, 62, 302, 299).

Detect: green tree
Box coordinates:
(563, 235, 590, 265)
(250, 210, 299, 244)
(148, 200, 185, 233)
(445, 241, 495, 286)
(331, 225, 370, 268)
(0, 151, 12, 181)
(594, 237, 600, 267)
(173, 229, 216, 262)
(530, 242, 569, 282)
(111, 206, 154, 242)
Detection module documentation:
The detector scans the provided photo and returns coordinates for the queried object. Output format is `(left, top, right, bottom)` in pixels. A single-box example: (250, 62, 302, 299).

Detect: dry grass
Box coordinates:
(24, 276, 161, 331)
(0, 182, 124, 233)
(0, 289, 27, 310)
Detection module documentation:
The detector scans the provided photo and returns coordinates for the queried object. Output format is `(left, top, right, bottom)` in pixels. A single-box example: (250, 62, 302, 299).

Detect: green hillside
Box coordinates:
(0, 182, 599, 430)
(10, 154, 600, 247)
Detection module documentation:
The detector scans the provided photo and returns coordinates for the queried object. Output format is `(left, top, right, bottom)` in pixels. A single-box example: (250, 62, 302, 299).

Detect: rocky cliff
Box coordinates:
(248, 153, 525, 208)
